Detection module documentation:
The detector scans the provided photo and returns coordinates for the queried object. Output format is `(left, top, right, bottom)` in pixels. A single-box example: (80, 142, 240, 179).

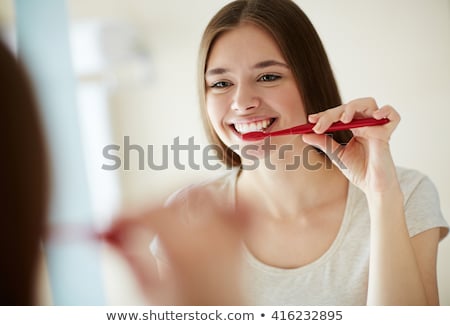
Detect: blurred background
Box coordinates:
(0, 0, 449, 305)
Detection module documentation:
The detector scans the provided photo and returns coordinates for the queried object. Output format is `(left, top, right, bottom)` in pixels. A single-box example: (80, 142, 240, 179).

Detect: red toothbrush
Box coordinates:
(241, 117, 389, 141)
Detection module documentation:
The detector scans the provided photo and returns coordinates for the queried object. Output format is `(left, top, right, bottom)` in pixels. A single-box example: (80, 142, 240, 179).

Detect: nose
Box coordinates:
(231, 84, 260, 113)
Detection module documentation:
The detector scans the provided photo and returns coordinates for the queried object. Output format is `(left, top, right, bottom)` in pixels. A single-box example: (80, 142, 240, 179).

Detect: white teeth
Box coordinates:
(234, 118, 273, 134)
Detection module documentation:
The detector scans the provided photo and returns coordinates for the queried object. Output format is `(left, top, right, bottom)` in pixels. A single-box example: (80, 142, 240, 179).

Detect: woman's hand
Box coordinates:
(102, 201, 245, 305)
(302, 97, 401, 194)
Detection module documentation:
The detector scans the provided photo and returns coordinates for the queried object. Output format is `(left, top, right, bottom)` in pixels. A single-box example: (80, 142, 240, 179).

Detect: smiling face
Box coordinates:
(204, 23, 307, 160)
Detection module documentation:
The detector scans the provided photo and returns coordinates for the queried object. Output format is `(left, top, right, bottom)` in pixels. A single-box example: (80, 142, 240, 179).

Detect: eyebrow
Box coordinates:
(254, 60, 289, 69)
(205, 60, 289, 77)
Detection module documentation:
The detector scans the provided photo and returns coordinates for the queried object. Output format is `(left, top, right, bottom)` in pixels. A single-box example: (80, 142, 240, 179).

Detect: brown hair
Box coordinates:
(0, 41, 49, 305)
(198, 0, 352, 167)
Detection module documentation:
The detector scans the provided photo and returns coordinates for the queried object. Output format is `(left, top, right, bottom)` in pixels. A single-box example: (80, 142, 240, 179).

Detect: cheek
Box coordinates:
(206, 108, 221, 132)
(273, 87, 307, 122)
(206, 96, 228, 130)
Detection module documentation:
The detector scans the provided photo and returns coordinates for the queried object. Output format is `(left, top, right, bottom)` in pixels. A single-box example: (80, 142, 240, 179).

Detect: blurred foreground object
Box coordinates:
(0, 40, 48, 305)
(103, 202, 246, 306)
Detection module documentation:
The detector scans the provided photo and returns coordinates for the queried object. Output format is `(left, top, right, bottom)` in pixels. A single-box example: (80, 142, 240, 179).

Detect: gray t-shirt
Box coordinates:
(151, 167, 448, 305)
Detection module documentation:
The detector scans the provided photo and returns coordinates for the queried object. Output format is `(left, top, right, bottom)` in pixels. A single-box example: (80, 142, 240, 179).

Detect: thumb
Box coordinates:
(302, 133, 341, 154)
(302, 134, 347, 170)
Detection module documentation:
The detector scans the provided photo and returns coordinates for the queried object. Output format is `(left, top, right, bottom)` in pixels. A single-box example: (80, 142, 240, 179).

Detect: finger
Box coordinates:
(308, 111, 324, 123)
(311, 107, 344, 133)
(302, 134, 347, 169)
(312, 98, 380, 133)
(373, 104, 401, 127)
(352, 105, 400, 139)
(102, 203, 178, 245)
(342, 97, 380, 119)
(100, 217, 132, 246)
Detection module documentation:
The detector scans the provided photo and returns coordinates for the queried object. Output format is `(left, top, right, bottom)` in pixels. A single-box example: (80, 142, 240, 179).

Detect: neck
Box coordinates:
(237, 147, 347, 219)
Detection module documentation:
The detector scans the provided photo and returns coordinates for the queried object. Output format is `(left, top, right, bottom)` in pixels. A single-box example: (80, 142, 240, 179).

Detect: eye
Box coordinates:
(258, 74, 281, 82)
(210, 81, 233, 89)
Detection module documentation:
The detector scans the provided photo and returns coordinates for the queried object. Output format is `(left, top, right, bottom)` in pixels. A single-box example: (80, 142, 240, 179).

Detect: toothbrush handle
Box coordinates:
(325, 117, 390, 133)
(272, 117, 390, 136)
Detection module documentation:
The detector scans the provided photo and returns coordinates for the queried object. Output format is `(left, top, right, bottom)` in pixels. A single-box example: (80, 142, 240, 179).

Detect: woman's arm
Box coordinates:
(366, 187, 439, 305)
(303, 98, 441, 305)
(410, 228, 441, 305)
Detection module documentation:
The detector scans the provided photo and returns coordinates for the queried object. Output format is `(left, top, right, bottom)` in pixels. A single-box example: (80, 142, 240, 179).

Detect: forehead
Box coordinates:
(206, 23, 285, 69)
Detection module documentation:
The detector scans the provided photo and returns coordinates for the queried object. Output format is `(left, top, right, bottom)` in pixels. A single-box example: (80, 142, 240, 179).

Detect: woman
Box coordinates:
(156, 0, 448, 305)
(109, 0, 448, 305)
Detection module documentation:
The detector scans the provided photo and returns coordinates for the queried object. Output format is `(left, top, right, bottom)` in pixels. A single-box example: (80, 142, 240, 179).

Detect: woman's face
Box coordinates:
(205, 23, 307, 160)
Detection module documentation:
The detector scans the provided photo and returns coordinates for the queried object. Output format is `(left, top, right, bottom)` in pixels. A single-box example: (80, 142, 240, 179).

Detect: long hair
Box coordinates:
(0, 41, 49, 305)
(198, 0, 352, 167)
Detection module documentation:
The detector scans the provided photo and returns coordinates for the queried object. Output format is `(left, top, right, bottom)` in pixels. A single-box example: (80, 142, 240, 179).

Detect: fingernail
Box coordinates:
(313, 122, 322, 133)
(302, 134, 312, 144)
(342, 112, 351, 123)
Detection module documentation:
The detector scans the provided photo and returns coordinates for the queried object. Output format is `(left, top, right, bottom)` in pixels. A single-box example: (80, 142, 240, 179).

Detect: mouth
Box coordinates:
(230, 118, 277, 136)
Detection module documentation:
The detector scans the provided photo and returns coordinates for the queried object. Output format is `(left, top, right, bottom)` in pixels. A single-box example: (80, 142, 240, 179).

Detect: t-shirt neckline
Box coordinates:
(230, 169, 355, 274)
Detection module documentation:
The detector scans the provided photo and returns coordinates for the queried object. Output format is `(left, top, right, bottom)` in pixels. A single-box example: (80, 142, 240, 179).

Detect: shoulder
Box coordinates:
(395, 166, 448, 239)
(395, 166, 439, 204)
(396, 166, 429, 191)
(165, 168, 239, 213)
(351, 167, 434, 206)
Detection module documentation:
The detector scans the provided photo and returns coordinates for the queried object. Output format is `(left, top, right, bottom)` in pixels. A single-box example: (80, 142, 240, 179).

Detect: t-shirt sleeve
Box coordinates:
(404, 175, 449, 240)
